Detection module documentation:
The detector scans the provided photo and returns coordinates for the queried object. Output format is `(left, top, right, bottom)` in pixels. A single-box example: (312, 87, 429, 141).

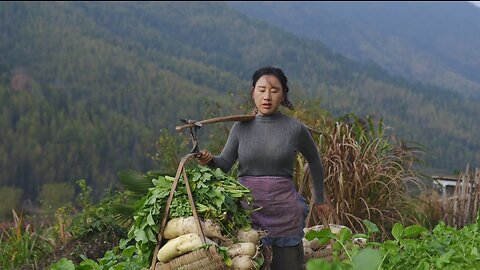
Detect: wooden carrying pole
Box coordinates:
(175, 115, 255, 131)
(175, 114, 323, 135)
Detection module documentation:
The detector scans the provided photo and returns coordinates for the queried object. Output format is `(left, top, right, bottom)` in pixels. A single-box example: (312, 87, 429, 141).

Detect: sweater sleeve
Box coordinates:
(210, 122, 239, 173)
(297, 123, 325, 204)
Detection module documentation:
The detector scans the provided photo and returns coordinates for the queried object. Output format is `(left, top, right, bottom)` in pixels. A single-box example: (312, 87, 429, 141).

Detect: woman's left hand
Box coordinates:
(314, 203, 331, 220)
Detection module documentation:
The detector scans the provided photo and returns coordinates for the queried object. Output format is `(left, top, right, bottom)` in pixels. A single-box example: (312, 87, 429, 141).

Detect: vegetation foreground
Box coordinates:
(1, 114, 479, 270)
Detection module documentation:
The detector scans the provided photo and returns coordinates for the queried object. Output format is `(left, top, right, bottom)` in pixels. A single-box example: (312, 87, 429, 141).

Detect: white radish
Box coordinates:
(157, 233, 213, 262)
(227, 242, 257, 258)
(221, 238, 235, 247)
(163, 216, 223, 239)
(304, 224, 351, 235)
(303, 237, 323, 251)
(231, 255, 255, 270)
(329, 224, 350, 235)
(303, 224, 351, 251)
(353, 237, 367, 246)
(302, 237, 310, 248)
(237, 229, 263, 244)
(303, 246, 316, 259)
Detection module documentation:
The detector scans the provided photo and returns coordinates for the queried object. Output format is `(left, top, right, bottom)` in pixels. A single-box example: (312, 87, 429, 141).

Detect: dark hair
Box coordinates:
(252, 66, 294, 110)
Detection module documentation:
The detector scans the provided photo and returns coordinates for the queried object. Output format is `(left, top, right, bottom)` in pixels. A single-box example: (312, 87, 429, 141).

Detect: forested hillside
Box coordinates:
(1, 2, 479, 204)
(229, 2, 480, 98)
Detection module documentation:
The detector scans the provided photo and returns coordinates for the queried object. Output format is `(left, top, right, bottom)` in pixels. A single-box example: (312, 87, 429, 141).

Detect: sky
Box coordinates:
(471, 1, 480, 7)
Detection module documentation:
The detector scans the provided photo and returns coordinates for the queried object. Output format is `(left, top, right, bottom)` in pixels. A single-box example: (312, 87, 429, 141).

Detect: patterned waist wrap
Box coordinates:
(239, 176, 308, 247)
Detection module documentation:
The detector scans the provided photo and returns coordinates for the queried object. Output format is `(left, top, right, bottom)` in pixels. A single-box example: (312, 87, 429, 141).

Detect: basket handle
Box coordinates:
(181, 167, 206, 242)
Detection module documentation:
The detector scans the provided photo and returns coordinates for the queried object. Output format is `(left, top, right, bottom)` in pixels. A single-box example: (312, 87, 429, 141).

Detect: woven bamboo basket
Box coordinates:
(155, 245, 226, 270)
(150, 153, 227, 270)
(304, 245, 346, 262)
(298, 164, 349, 262)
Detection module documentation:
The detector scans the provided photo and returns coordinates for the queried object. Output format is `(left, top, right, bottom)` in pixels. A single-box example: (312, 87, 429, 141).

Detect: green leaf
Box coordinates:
(119, 238, 129, 249)
(146, 227, 157, 243)
(381, 240, 399, 252)
(415, 261, 429, 270)
(363, 220, 379, 234)
(353, 233, 367, 239)
(305, 229, 336, 242)
(117, 170, 153, 194)
(134, 229, 148, 243)
(339, 227, 353, 242)
(49, 258, 76, 270)
(203, 173, 212, 181)
(352, 248, 382, 270)
(147, 213, 155, 226)
(392, 223, 404, 241)
(224, 257, 233, 267)
(122, 245, 136, 258)
(306, 259, 332, 270)
(403, 224, 427, 238)
(193, 172, 202, 182)
(77, 259, 101, 270)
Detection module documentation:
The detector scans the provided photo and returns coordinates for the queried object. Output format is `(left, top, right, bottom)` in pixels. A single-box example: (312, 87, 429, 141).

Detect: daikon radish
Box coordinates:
(227, 242, 257, 258)
(221, 238, 235, 247)
(304, 224, 351, 235)
(303, 224, 351, 251)
(231, 255, 255, 270)
(353, 237, 367, 246)
(163, 216, 223, 239)
(302, 237, 309, 248)
(303, 246, 316, 259)
(303, 237, 323, 251)
(236, 229, 264, 244)
(157, 233, 211, 262)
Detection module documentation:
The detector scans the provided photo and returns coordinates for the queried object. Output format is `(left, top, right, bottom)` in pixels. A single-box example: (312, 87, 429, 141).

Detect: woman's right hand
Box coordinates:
(196, 149, 213, 166)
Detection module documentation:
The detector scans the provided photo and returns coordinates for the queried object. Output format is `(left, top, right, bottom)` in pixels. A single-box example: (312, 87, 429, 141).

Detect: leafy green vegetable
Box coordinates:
(127, 165, 253, 262)
(306, 216, 480, 270)
(49, 258, 75, 270)
(351, 249, 382, 270)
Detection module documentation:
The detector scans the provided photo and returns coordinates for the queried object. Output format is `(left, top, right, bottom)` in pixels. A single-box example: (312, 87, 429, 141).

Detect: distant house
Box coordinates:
(432, 175, 474, 198)
(432, 176, 459, 199)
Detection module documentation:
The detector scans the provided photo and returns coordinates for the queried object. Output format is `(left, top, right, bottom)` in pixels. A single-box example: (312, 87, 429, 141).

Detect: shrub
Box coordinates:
(38, 182, 75, 211)
(297, 114, 425, 238)
(0, 186, 23, 219)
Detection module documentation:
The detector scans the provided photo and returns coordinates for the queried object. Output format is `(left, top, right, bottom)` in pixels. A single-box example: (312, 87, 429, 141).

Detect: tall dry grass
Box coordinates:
(296, 114, 425, 238)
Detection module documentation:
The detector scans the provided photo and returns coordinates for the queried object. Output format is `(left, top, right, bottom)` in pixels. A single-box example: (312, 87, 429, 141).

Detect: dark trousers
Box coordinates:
(271, 243, 305, 270)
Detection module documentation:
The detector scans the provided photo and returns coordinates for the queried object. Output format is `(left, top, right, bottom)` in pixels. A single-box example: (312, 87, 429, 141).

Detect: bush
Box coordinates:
(0, 186, 23, 219)
(38, 182, 75, 211)
(295, 113, 425, 239)
(0, 210, 54, 270)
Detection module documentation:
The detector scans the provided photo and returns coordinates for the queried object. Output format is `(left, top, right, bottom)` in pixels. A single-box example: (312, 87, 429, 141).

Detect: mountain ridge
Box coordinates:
(229, 2, 480, 98)
(0, 2, 479, 202)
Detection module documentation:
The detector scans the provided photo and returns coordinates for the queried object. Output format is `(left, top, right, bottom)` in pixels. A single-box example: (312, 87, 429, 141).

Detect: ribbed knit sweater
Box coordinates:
(211, 111, 325, 204)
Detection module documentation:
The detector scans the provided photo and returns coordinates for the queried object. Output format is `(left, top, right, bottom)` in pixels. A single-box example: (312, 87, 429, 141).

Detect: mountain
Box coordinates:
(229, 2, 480, 98)
(0, 2, 479, 203)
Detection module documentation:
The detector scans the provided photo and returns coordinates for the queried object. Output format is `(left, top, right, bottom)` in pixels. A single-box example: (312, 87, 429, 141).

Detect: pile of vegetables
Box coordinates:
(47, 165, 264, 269)
(227, 228, 263, 269)
(156, 217, 263, 269)
(128, 165, 262, 267)
(303, 224, 355, 259)
(157, 217, 221, 263)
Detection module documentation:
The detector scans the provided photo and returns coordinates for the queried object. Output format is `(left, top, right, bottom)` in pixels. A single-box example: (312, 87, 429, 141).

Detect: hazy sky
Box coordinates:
(471, 1, 480, 7)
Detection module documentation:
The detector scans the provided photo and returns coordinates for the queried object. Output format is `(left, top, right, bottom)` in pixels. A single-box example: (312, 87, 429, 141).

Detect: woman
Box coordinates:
(197, 66, 329, 270)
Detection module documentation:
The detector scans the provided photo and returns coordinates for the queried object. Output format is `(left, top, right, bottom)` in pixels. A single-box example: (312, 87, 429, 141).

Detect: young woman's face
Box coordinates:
(252, 74, 284, 115)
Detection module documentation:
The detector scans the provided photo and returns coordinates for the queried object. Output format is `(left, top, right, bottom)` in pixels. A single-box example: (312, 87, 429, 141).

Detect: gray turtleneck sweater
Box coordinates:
(211, 111, 325, 204)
